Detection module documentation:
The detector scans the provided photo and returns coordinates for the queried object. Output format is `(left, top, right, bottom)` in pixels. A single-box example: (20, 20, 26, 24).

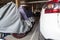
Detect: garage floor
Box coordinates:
(4, 17, 40, 40)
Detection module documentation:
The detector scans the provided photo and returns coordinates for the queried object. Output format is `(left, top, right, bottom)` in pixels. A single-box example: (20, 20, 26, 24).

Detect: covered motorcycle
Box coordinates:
(0, 2, 33, 39)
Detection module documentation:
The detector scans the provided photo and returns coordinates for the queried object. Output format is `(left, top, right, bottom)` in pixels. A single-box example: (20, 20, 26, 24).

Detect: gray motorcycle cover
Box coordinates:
(0, 2, 31, 33)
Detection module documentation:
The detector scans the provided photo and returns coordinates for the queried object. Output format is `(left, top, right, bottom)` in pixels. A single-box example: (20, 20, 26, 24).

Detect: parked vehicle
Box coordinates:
(40, 0, 60, 40)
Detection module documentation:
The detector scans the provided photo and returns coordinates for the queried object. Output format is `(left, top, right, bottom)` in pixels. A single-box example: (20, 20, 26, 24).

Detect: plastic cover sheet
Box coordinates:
(19, 5, 35, 23)
(0, 2, 31, 33)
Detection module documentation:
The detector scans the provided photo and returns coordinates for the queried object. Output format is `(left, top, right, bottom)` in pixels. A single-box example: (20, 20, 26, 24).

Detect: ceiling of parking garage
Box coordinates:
(0, 0, 47, 11)
(0, 0, 48, 3)
(0, 0, 48, 5)
(17, 0, 48, 1)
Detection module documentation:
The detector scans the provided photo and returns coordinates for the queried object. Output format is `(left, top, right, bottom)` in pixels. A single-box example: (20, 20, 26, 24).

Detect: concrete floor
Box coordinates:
(39, 32, 45, 40)
(4, 18, 40, 40)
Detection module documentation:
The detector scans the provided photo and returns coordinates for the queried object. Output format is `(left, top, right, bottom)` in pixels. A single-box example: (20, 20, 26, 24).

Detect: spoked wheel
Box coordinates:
(12, 33, 26, 39)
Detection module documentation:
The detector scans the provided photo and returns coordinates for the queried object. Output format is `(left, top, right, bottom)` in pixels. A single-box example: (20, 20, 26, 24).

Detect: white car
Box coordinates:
(40, 1, 60, 40)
